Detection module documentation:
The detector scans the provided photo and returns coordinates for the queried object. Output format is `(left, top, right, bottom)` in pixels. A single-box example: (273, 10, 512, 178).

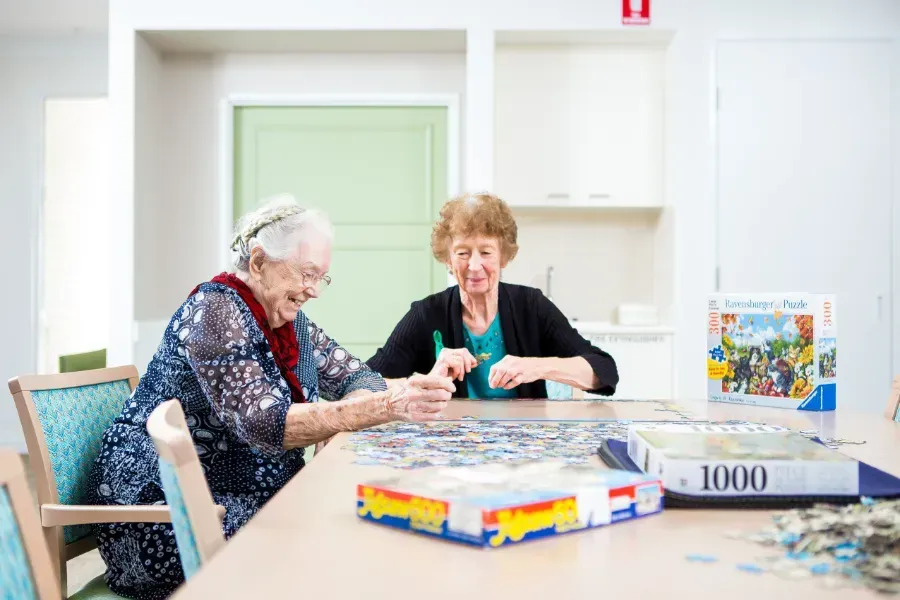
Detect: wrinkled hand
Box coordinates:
(386, 373, 455, 422)
(430, 347, 479, 381)
(488, 355, 541, 390)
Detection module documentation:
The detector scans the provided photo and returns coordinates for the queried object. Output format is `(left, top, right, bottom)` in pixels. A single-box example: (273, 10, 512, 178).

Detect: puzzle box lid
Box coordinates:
(358, 461, 661, 510)
(628, 423, 856, 463)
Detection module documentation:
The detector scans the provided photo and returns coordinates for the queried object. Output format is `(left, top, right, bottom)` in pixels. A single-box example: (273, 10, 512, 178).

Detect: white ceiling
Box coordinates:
(0, 0, 108, 33)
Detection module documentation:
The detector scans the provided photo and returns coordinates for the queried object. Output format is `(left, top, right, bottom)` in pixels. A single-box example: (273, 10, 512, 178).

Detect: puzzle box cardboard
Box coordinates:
(707, 294, 836, 411)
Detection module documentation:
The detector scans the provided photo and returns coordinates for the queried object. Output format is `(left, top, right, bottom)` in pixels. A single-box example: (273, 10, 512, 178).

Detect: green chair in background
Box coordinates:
(58, 350, 106, 374)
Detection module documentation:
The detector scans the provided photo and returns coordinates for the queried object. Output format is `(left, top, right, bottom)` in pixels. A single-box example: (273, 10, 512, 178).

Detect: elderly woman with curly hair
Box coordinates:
(367, 192, 618, 399)
(87, 195, 454, 599)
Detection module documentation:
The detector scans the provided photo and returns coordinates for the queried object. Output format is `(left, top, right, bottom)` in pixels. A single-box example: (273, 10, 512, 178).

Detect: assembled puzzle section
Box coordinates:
(707, 294, 836, 411)
(356, 461, 663, 548)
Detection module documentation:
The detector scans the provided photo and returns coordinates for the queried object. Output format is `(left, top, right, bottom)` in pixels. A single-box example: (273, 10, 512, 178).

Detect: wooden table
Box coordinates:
(173, 399, 900, 599)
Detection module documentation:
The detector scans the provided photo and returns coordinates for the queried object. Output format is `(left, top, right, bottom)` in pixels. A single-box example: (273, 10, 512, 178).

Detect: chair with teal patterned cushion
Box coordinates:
(545, 380, 586, 400)
(884, 375, 900, 422)
(147, 399, 226, 581)
(0, 448, 62, 599)
(8, 366, 171, 596)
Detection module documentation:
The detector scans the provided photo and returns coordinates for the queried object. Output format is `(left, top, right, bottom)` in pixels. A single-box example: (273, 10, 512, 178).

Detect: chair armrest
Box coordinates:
(41, 503, 227, 527)
(42, 504, 172, 526)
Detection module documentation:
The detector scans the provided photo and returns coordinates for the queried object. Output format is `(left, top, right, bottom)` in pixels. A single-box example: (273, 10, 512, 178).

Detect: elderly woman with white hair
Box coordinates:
(86, 196, 453, 599)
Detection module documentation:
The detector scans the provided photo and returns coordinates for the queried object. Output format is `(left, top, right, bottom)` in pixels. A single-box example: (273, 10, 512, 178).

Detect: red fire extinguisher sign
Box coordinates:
(622, 0, 651, 25)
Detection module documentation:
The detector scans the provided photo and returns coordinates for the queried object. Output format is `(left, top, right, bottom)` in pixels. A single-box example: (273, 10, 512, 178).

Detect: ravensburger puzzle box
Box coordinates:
(707, 294, 836, 411)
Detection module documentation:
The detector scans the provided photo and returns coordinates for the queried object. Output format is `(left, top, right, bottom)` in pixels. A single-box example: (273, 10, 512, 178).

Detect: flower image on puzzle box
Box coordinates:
(720, 312, 815, 399)
(818, 337, 837, 379)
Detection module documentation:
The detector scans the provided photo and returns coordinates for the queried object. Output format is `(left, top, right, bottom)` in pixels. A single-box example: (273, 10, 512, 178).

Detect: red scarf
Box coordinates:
(190, 272, 306, 403)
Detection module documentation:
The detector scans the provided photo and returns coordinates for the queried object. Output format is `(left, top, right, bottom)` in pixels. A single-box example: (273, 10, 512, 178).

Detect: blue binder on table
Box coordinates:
(598, 438, 900, 509)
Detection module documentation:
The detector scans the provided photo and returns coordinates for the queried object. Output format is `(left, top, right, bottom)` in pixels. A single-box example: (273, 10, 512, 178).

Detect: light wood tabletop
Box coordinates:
(173, 399, 900, 599)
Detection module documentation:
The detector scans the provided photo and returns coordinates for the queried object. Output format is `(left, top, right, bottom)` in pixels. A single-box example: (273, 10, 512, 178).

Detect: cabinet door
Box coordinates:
(569, 47, 665, 207)
(495, 47, 574, 205)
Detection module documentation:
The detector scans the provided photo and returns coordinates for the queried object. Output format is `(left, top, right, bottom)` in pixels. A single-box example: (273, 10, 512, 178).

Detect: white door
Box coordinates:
(716, 40, 893, 414)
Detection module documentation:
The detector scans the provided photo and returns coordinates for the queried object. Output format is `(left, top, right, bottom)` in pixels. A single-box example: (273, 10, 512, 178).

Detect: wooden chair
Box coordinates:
(58, 350, 107, 374)
(884, 375, 900, 421)
(146, 399, 226, 581)
(0, 449, 62, 600)
(7, 366, 171, 595)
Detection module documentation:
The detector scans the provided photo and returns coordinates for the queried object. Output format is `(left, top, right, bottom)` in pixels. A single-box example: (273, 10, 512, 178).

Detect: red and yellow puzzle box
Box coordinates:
(355, 461, 663, 548)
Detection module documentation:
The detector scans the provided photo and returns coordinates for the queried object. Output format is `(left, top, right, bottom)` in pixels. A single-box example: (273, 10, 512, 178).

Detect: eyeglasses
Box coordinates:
(280, 261, 332, 292)
(300, 270, 332, 292)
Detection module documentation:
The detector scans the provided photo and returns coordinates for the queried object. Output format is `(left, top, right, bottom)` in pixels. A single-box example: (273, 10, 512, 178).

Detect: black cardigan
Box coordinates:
(366, 283, 618, 399)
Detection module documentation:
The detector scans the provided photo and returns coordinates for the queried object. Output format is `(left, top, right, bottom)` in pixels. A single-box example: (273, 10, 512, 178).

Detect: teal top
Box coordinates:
(462, 315, 517, 399)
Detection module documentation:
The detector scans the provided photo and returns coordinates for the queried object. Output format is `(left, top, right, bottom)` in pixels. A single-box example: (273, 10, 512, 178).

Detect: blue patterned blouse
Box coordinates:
(87, 282, 386, 599)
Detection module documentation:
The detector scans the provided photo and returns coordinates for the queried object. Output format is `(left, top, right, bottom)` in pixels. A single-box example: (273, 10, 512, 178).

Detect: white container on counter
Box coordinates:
(613, 303, 659, 326)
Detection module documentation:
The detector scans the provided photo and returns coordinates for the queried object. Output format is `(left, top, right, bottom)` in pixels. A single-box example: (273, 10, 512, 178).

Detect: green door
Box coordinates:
(233, 106, 449, 364)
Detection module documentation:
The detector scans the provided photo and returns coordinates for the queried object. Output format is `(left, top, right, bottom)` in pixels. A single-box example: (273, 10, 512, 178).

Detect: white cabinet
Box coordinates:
(494, 43, 666, 209)
(572, 323, 674, 400)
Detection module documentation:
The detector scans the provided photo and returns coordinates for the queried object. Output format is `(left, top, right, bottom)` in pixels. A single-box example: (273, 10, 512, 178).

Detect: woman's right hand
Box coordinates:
(386, 373, 455, 422)
(430, 347, 479, 381)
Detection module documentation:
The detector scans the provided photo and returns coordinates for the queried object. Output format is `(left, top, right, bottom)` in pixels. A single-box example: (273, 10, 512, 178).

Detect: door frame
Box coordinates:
(218, 93, 461, 272)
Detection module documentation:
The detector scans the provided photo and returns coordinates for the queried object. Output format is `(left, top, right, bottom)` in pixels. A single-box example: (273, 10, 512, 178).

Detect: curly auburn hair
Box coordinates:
(431, 192, 519, 263)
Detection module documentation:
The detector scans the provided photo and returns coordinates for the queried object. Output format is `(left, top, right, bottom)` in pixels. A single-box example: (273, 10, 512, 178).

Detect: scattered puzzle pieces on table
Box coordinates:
(686, 554, 719, 563)
(729, 497, 900, 593)
(343, 419, 758, 469)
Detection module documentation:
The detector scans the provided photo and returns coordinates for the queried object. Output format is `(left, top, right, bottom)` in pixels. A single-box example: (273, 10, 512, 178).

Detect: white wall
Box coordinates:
(110, 0, 900, 404)
(0, 33, 107, 449)
(502, 211, 660, 322)
(134, 50, 465, 324)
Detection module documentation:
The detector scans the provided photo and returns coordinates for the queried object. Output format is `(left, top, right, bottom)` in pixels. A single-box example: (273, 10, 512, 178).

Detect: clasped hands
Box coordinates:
(429, 347, 541, 390)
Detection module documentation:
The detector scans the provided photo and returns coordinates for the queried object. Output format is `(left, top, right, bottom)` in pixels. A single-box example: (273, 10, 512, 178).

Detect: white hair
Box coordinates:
(230, 193, 334, 272)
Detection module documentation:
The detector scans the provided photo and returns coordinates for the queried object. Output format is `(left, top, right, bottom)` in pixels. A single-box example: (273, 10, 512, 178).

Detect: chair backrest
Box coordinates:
(0, 450, 62, 600)
(58, 349, 107, 373)
(147, 399, 225, 580)
(7, 366, 139, 546)
(885, 375, 900, 421)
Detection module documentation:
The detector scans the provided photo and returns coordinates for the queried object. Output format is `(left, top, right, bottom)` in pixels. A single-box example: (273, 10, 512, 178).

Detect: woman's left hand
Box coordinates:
(488, 355, 541, 390)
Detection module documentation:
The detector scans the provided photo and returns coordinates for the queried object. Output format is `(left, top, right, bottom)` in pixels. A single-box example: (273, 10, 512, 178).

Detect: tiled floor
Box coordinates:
(20, 453, 110, 597)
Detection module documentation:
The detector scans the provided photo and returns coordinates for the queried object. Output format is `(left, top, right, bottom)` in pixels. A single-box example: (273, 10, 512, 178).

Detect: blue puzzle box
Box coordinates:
(707, 294, 836, 411)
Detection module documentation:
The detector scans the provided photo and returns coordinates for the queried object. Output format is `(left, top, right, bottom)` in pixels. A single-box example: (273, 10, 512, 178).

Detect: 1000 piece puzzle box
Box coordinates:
(707, 294, 836, 411)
